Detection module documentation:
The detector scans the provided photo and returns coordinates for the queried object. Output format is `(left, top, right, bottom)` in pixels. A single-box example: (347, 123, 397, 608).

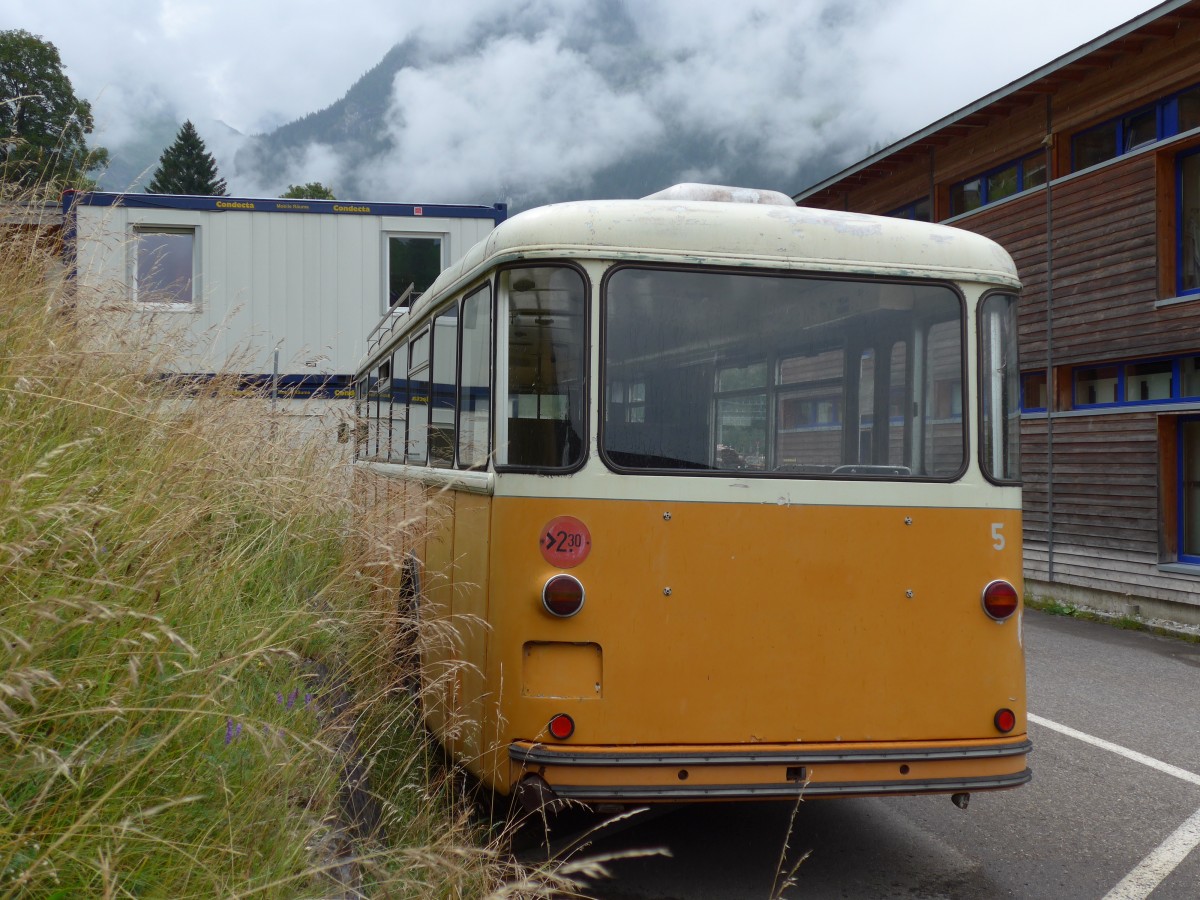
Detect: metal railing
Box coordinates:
(365, 284, 416, 356)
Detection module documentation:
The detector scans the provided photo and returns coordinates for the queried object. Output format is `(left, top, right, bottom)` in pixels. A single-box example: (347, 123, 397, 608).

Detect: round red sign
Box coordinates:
(539, 516, 592, 568)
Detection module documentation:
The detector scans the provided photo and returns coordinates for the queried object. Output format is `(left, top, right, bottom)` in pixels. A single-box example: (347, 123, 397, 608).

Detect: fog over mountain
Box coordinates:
(227, 1, 873, 209)
(62, 0, 1157, 210)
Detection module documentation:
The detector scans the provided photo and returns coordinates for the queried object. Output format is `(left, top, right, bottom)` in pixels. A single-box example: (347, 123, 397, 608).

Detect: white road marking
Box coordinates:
(1028, 713, 1200, 899)
(1102, 807, 1200, 900)
(1028, 713, 1200, 788)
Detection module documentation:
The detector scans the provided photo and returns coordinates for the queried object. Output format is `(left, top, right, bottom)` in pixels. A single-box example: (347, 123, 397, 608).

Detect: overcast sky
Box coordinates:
(0, 0, 1166, 200)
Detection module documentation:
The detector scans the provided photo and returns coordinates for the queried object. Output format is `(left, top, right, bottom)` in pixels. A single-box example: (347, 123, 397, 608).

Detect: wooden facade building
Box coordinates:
(794, 0, 1200, 624)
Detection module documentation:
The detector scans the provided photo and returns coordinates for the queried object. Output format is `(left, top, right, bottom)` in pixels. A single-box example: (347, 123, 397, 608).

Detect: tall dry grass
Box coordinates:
(0, 186, 572, 898)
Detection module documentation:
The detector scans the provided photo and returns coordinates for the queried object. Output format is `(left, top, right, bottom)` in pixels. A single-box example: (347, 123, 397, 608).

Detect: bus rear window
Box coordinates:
(602, 268, 965, 479)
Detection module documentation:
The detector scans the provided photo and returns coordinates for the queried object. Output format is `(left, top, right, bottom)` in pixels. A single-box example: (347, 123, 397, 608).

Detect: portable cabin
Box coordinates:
(65, 191, 506, 403)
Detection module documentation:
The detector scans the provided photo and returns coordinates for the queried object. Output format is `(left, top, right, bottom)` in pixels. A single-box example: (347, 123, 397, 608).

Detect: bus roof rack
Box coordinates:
(640, 183, 795, 206)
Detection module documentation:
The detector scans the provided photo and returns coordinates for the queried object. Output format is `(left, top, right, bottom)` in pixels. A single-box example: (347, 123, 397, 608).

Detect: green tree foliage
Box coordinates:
(281, 181, 336, 199)
(0, 29, 108, 188)
(147, 120, 228, 195)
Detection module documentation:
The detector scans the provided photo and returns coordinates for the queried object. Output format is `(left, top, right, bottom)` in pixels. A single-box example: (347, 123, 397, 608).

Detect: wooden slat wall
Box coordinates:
(957, 190, 1049, 361)
(1016, 412, 1200, 603)
(962, 154, 1200, 366)
(1045, 159, 1164, 366)
(1020, 419, 1050, 581)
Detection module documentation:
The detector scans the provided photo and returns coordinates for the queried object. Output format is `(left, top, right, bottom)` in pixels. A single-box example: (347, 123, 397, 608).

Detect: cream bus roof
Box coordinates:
(404, 196, 1020, 329)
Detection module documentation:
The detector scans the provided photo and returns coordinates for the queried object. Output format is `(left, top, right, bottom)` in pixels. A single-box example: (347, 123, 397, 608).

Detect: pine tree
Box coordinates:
(146, 120, 228, 195)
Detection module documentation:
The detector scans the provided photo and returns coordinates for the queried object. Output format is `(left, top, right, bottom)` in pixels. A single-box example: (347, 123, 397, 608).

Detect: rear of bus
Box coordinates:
(479, 203, 1030, 807)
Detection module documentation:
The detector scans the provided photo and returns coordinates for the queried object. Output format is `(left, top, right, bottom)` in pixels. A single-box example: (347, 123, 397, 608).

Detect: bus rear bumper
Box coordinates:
(508, 738, 1032, 803)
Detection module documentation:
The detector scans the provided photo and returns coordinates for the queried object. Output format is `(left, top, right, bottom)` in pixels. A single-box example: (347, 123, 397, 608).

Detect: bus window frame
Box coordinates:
(597, 261, 970, 482)
(388, 341, 409, 464)
(493, 260, 592, 476)
(429, 304, 460, 468)
(456, 281, 494, 471)
(407, 326, 432, 466)
(977, 289, 1022, 487)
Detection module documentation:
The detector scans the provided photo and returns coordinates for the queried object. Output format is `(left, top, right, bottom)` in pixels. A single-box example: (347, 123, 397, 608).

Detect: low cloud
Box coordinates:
(362, 31, 663, 203)
(1, 0, 1159, 203)
(346, 1, 880, 206)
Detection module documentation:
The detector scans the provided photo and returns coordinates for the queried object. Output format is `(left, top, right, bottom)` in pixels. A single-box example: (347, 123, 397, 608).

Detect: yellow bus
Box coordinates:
(353, 184, 1030, 810)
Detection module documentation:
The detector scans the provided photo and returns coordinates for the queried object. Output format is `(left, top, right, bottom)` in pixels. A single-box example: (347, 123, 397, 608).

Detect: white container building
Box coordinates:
(65, 191, 507, 401)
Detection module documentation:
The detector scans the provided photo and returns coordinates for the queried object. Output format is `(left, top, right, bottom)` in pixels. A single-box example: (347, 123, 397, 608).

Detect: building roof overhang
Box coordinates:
(793, 0, 1200, 205)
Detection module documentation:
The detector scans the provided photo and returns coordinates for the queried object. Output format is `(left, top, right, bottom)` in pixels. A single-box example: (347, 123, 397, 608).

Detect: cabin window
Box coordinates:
(603, 268, 965, 479)
(979, 293, 1021, 484)
(386, 234, 444, 309)
(133, 226, 196, 304)
(500, 266, 587, 470)
(458, 286, 492, 469)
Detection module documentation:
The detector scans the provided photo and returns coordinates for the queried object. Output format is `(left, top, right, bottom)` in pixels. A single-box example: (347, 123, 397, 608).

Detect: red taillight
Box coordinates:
(994, 708, 1017, 733)
(548, 713, 575, 740)
(542, 574, 585, 618)
(981, 580, 1019, 621)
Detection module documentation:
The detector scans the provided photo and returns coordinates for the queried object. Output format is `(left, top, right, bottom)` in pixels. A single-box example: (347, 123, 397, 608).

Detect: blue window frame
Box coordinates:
(950, 151, 1046, 216)
(1072, 355, 1200, 409)
(1073, 82, 1200, 171)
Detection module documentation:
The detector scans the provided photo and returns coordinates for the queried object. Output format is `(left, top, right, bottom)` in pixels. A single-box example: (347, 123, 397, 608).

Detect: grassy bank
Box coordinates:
(0, 192, 555, 898)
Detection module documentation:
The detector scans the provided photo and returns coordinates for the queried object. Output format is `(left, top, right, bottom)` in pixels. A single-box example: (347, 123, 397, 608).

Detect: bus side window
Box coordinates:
(430, 306, 458, 467)
(458, 285, 492, 469)
(367, 366, 381, 459)
(388, 343, 408, 463)
(502, 266, 587, 470)
(354, 377, 368, 457)
(408, 329, 431, 465)
(377, 358, 392, 459)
